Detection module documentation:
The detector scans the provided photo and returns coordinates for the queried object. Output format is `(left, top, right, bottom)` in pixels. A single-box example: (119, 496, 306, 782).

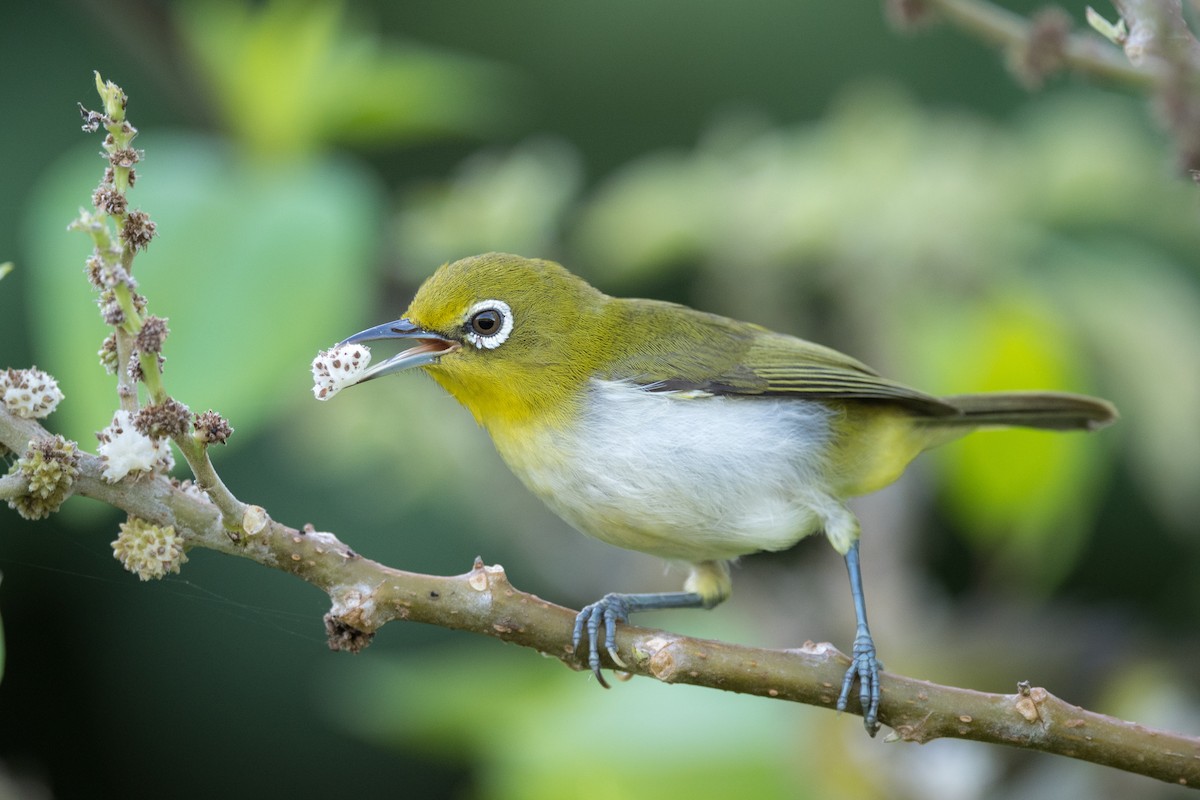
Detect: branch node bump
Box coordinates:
(241, 504, 269, 537)
(1014, 681, 1047, 723)
(467, 558, 506, 592)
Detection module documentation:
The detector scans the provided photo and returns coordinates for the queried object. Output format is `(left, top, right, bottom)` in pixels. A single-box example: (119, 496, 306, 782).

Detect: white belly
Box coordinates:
(497, 379, 856, 562)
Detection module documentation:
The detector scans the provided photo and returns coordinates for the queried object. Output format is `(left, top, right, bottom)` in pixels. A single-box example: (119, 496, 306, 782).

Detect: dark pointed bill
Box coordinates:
(338, 318, 459, 384)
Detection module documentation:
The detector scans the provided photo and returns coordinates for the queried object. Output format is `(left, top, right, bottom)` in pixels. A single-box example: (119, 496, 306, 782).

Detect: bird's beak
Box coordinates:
(338, 318, 460, 385)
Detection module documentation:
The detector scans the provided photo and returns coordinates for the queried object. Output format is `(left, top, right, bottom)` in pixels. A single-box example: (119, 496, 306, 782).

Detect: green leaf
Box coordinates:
(22, 133, 383, 475)
(908, 293, 1108, 588)
(176, 0, 520, 156)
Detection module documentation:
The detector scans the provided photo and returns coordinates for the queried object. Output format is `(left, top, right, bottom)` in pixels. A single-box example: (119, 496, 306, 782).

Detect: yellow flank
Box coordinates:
(827, 404, 968, 497)
(684, 561, 732, 607)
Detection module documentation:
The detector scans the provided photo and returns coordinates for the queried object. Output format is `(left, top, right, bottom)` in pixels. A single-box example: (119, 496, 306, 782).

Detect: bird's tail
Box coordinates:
(932, 392, 1117, 432)
(831, 391, 1116, 498)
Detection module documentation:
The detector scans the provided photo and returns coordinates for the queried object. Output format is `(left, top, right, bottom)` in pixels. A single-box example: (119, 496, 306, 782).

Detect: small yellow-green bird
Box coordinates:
(338, 252, 1116, 733)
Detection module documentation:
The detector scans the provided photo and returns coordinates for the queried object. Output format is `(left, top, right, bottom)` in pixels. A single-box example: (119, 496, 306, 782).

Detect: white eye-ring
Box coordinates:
(464, 299, 513, 349)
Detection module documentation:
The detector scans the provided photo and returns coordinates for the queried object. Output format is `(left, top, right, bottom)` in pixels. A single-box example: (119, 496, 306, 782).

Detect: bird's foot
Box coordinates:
(571, 593, 631, 688)
(837, 631, 883, 736)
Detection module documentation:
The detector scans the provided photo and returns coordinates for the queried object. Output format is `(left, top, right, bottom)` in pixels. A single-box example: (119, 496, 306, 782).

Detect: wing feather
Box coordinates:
(602, 301, 957, 417)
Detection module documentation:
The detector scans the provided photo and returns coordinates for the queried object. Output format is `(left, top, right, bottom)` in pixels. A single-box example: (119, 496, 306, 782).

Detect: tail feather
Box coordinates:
(934, 392, 1118, 432)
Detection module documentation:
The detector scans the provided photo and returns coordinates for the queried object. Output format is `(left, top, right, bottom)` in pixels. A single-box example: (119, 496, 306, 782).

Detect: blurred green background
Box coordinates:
(2, 1, 1199, 798)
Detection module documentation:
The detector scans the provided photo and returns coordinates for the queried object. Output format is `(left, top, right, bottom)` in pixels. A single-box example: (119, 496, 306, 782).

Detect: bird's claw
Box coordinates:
(571, 593, 630, 687)
(837, 632, 883, 736)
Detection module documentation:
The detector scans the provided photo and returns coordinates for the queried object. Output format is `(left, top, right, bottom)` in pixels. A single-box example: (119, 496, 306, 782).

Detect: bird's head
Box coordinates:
(340, 253, 610, 429)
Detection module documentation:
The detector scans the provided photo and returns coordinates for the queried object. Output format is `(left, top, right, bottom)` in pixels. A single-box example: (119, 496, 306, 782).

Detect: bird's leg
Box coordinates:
(572, 560, 729, 688)
(572, 591, 708, 687)
(837, 539, 883, 735)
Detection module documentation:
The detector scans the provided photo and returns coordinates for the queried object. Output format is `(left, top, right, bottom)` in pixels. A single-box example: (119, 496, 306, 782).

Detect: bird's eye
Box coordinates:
(471, 309, 501, 336)
(464, 300, 513, 350)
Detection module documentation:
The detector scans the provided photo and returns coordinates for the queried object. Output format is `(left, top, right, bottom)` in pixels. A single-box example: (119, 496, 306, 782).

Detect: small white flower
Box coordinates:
(176, 479, 212, 504)
(97, 409, 174, 482)
(1, 367, 65, 419)
(311, 344, 371, 401)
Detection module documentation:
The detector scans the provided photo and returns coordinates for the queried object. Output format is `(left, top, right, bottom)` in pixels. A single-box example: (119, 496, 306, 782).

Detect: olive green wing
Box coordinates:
(603, 301, 957, 417)
(741, 333, 957, 415)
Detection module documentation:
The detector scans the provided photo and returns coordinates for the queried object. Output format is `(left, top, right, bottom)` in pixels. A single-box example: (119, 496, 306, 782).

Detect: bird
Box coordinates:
(336, 252, 1116, 734)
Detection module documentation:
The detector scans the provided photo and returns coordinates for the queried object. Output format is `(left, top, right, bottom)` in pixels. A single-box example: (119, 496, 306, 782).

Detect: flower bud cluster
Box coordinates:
(98, 333, 119, 373)
(135, 315, 169, 354)
(121, 209, 156, 252)
(1, 367, 65, 419)
(109, 146, 142, 170)
(112, 517, 188, 581)
(7, 435, 80, 520)
(124, 314, 168, 382)
(85, 250, 136, 293)
(91, 185, 127, 216)
(192, 409, 233, 445)
(134, 398, 191, 439)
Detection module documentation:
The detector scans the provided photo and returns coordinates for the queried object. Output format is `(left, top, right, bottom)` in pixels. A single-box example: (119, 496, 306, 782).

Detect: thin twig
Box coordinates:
(913, 0, 1200, 173)
(919, 0, 1160, 85)
(0, 470, 29, 502)
(1109, 0, 1200, 171)
(170, 433, 245, 534)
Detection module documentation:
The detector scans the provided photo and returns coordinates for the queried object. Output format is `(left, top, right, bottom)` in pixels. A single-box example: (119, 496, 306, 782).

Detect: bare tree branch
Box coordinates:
(3, 405, 1199, 787)
(899, 0, 1160, 84)
(0, 471, 29, 502)
(1111, 0, 1200, 67)
(1110, 0, 1200, 171)
(905, 0, 1200, 173)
